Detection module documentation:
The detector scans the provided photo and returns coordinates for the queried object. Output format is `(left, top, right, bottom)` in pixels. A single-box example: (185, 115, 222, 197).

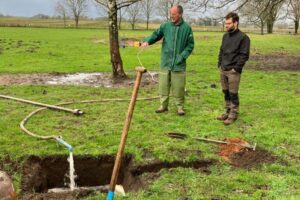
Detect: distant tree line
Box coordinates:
(53, 0, 299, 34)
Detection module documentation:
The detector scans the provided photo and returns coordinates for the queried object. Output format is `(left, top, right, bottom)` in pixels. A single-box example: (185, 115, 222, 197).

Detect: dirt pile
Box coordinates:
(219, 138, 276, 168)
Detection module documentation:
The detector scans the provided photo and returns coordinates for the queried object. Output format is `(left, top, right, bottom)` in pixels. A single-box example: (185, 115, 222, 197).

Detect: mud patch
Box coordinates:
(21, 155, 213, 199)
(21, 190, 93, 200)
(248, 54, 300, 71)
(0, 72, 158, 88)
(219, 138, 276, 168)
(228, 148, 276, 168)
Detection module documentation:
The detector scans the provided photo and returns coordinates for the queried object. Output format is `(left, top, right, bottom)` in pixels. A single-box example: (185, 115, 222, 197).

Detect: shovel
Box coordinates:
(166, 132, 256, 151)
(107, 67, 147, 200)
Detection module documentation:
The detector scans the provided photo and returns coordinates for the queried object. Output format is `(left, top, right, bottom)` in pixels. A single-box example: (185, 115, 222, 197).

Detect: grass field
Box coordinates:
(0, 27, 300, 199)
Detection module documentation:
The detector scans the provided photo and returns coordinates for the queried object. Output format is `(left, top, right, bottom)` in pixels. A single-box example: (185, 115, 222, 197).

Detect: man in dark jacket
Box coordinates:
(141, 5, 194, 116)
(217, 12, 250, 125)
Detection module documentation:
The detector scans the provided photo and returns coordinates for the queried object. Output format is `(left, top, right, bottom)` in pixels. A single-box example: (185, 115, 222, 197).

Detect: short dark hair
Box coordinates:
(225, 12, 239, 23)
(177, 5, 183, 14)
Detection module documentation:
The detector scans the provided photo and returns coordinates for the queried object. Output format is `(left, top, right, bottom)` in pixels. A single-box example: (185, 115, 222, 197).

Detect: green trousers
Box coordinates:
(159, 70, 186, 109)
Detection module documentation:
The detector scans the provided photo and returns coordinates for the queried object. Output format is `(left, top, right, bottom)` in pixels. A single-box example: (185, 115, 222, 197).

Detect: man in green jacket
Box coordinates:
(141, 5, 194, 116)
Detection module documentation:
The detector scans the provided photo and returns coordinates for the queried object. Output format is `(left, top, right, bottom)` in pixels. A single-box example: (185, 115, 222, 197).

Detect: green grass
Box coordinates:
(0, 27, 300, 199)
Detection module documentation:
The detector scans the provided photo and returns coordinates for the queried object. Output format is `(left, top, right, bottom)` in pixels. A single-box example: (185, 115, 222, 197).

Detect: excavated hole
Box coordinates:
(21, 155, 133, 193)
(21, 154, 214, 198)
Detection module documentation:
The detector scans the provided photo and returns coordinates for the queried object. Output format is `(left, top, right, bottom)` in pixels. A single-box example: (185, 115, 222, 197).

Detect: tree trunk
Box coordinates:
(63, 14, 67, 28)
(295, 20, 299, 34)
(222, 21, 225, 32)
(266, 20, 273, 34)
(146, 18, 149, 30)
(260, 19, 264, 35)
(75, 16, 79, 28)
(108, 1, 127, 79)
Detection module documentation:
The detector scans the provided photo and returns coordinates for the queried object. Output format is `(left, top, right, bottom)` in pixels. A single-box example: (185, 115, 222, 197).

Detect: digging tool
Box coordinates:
(166, 132, 256, 151)
(0, 94, 83, 115)
(107, 66, 147, 200)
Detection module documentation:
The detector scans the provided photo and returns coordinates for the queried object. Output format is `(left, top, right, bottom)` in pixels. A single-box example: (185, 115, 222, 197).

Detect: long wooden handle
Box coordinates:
(109, 67, 146, 192)
(0, 94, 83, 115)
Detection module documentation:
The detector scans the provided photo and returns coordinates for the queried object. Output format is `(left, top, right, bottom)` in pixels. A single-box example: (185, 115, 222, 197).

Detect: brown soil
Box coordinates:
(219, 138, 276, 168)
(0, 72, 158, 88)
(21, 190, 93, 200)
(248, 54, 300, 71)
(19, 154, 213, 199)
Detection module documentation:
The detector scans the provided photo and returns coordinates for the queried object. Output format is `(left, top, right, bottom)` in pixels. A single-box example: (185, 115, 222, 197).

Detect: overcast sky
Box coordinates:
(0, 0, 100, 17)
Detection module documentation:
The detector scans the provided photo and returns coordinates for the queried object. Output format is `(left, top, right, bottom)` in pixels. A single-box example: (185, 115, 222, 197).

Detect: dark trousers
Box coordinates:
(220, 68, 241, 119)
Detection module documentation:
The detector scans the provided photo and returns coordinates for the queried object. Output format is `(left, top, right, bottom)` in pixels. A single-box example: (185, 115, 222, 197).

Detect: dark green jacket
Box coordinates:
(144, 19, 194, 71)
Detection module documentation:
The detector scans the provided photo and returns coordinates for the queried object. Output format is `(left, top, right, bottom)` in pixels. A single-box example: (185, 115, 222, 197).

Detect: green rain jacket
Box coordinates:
(144, 19, 194, 71)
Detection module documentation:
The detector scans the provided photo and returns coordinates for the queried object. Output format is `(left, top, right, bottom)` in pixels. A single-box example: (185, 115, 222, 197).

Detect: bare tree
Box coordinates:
(211, 8, 228, 31)
(289, 0, 300, 34)
(64, 0, 88, 28)
(240, 0, 285, 34)
(126, 1, 141, 30)
(141, 0, 155, 30)
(264, 0, 286, 33)
(157, 0, 169, 21)
(94, 0, 141, 78)
(192, 0, 287, 34)
(241, 0, 269, 34)
(157, 0, 188, 21)
(55, 1, 68, 27)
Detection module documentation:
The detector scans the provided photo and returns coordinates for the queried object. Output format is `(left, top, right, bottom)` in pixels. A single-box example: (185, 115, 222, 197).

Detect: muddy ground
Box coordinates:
(0, 72, 158, 88)
(247, 53, 300, 71)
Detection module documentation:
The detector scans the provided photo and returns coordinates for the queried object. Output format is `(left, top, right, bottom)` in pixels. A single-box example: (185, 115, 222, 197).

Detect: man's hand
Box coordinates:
(140, 42, 149, 48)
